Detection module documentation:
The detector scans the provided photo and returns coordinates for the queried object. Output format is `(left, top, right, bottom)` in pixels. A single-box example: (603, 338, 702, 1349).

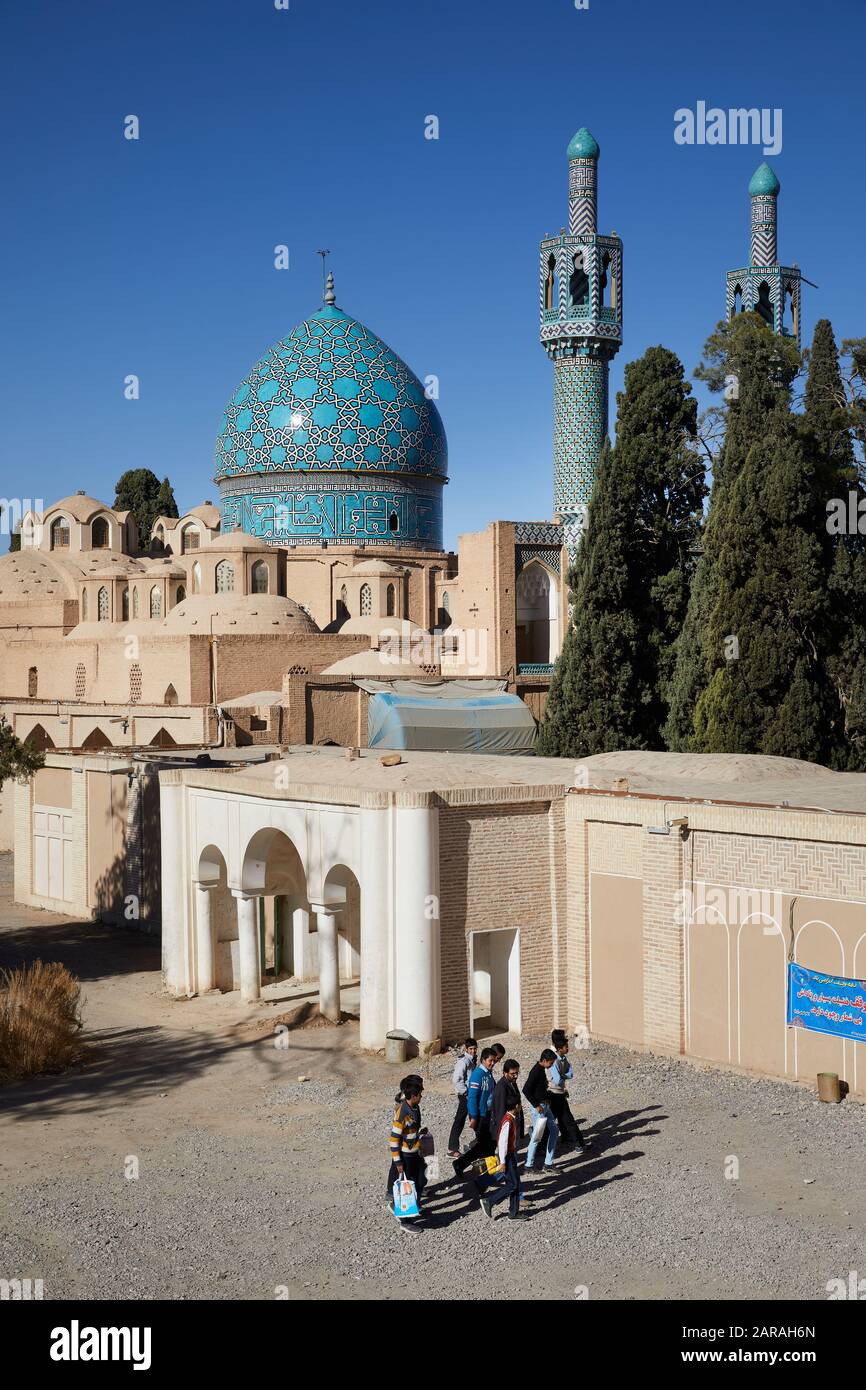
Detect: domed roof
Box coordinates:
(567, 127, 600, 160)
(161, 592, 319, 635)
(0, 549, 85, 600)
(215, 293, 447, 483)
(46, 493, 115, 523)
(748, 162, 780, 197)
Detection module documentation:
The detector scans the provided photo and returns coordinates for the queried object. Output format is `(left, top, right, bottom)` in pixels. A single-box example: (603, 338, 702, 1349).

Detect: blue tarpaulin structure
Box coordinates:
(358, 679, 537, 755)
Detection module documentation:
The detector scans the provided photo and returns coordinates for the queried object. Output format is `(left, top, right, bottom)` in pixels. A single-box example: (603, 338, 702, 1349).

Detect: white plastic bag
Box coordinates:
(531, 1112, 548, 1143)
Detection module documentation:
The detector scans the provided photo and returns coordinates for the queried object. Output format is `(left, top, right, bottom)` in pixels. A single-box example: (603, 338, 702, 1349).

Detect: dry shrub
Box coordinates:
(0, 960, 84, 1083)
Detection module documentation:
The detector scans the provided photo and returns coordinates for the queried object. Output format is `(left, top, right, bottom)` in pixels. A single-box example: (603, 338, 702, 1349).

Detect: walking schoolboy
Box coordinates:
(447, 1037, 477, 1158)
(547, 1029, 590, 1152)
(479, 1096, 528, 1222)
(522, 1047, 559, 1170)
(387, 1076, 428, 1224)
(452, 1047, 497, 1177)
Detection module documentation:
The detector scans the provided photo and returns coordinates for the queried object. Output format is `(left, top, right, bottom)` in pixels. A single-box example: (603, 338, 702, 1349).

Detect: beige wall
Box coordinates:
(567, 792, 866, 1095)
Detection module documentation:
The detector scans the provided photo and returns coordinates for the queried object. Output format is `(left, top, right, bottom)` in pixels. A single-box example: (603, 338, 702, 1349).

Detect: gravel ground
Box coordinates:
(2, 853, 865, 1302)
(3, 1037, 866, 1301)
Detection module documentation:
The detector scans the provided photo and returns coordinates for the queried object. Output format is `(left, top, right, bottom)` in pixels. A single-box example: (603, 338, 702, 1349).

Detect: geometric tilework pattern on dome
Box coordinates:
(215, 303, 448, 482)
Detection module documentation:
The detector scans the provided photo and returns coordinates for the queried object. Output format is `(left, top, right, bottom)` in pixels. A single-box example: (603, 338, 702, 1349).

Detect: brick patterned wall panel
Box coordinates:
(439, 802, 560, 1041)
(692, 833, 866, 903)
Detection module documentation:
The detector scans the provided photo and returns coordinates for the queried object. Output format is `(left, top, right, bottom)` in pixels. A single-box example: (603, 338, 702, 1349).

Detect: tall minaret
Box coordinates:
(539, 127, 623, 554)
(726, 162, 802, 344)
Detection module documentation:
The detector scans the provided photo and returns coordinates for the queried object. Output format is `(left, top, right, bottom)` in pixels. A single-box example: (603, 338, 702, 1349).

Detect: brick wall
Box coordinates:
(438, 799, 561, 1041)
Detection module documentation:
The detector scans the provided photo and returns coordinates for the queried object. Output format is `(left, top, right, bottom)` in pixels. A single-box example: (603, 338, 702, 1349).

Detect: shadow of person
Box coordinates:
(526, 1150, 641, 1212)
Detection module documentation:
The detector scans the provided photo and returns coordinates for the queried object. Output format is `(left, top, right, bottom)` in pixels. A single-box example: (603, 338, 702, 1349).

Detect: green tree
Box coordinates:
(537, 441, 650, 758)
(803, 319, 866, 768)
(669, 313, 834, 759)
(0, 717, 44, 788)
(114, 469, 178, 550)
(537, 348, 705, 758)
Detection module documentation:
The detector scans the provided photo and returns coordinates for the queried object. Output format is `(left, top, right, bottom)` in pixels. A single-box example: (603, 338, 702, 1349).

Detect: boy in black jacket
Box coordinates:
(522, 1048, 559, 1170)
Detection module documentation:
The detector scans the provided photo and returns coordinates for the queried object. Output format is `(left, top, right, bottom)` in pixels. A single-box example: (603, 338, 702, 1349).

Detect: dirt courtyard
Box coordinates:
(1, 852, 865, 1302)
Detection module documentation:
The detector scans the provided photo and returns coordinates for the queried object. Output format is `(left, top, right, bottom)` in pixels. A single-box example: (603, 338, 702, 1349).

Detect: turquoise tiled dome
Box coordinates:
(748, 162, 780, 197)
(567, 127, 600, 160)
(215, 303, 448, 481)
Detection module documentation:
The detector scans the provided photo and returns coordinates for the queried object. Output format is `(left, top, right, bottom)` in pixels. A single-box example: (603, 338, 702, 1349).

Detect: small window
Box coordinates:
(569, 253, 589, 307)
(757, 280, 773, 328)
(129, 663, 142, 703)
(175, 585, 186, 606)
(181, 526, 200, 553)
(733, 283, 743, 315)
(388, 511, 399, 534)
(600, 252, 611, 308)
(216, 560, 234, 593)
(150, 586, 162, 619)
(192, 562, 202, 594)
(164, 683, 178, 707)
(74, 663, 86, 699)
(28, 666, 37, 697)
(92, 517, 110, 549)
(51, 517, 70, 550)
(251, 560, 268, 594)
(97, 586, 109, 621)
(386, 583, 396, 617)
(81, 589, 88, 621)
(360, 582, 372, 616)
(121, 586, 129, 622)
(442, 590, 450, 614)
(132, 586, 140, 619)
(545, 253, 556, 311)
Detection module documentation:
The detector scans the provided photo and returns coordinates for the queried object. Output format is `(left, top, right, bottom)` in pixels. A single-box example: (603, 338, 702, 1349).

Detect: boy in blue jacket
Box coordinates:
(452, 1047, 497, 1177)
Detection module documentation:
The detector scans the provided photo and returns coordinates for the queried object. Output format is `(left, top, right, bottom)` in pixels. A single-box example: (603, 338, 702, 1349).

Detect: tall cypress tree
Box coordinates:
(537, 346, 705, 756)
(804, 320, 866, 768)
(536, 440, 649, 758)
(672, 314, 834, 759)
(114, 469, 178, 550)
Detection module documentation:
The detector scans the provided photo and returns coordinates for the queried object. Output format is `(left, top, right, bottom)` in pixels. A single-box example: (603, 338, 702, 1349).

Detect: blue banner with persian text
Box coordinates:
(786, 963, 866, 1042)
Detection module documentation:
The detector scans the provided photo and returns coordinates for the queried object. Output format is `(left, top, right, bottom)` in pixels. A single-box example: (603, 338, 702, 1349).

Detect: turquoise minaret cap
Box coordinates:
(567, 127, 600, 160)
(748, 162, 780, 197)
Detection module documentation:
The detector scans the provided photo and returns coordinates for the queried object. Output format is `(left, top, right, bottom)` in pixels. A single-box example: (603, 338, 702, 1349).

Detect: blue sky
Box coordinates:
(1, 0, 864, 550)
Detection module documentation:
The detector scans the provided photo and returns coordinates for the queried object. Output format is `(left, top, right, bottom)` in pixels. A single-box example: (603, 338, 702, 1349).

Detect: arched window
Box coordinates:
(733, 283, 743, 315)
(74, 663, 86, 699)
(192, 562, 202, 594)
(442, 590, 450, 614)
(150, 586, 162, 619)
(51, 517, 70, 550)
(756, 280, 774, 328)
(121, 586, 129, 622)
(251, 560, 268, 594)
(27, 666, 37, 697)
(388, 511, 399, 534)
(129, 664, 142, 703)
(215, 560, 234, 593)
(569, 253, 589, 308)
(600, 252, 611, 307)
(175, 585, 186, 606)
(132, 586, 140, 619)
(80, 588, 88, 621)
(181, 525, 200, 553)
(386, 583, 396, 617)
(545, 252, 556, 311)
(92, 517, 110, 549)
(164, 683, 178, 707)
(97, 586, 109, 621)
(360, 582, 372, 616)
(336, 583, 349, 622)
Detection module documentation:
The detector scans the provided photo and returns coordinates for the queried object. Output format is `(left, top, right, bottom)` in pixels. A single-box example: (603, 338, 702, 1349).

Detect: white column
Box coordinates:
(159, 774, 188, 996)
(294, 905, 316, 981)
(359, 804, 392, 1049)
(394, 803, 441, 1048)
(313, 905, 340, 1022)
(194, 883, 215, 993)
(233, 891, 260, 1002)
